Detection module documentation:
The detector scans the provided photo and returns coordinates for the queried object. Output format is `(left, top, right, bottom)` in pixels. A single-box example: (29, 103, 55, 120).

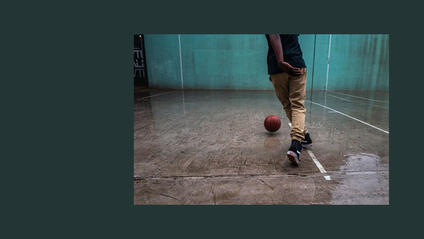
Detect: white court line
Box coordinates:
(307, 149, 331, 180)
(140, 91, 177, 99)
(326, 93, 353, 102)
(326, 92, 389, 110)
(307, 100, 389, 134)
(328, 91, 388, 103)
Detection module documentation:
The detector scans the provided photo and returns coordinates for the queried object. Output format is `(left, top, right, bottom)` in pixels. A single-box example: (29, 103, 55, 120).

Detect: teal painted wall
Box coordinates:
(309, 34, 331, 90)
(181, 35, 268, 90)
(326, 34, 389, 90)
(143, 35, 180, 89)
(298, 34, 315, 91)
(144, 34, 389, 91)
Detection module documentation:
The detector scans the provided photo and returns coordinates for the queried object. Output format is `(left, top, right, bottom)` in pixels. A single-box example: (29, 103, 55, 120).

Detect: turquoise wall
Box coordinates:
(325, 34, 389, 90)
(181, 35, 268, 90)
(144, 34, 389, 91)
(143, 35, 181, 89)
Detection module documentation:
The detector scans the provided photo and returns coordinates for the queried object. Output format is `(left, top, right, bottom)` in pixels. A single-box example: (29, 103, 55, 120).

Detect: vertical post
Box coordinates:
(310, 34, 317, 99)
(325, 34, 332, 92)
(308, 34, 317, 124)
(178, 34, 184, 89)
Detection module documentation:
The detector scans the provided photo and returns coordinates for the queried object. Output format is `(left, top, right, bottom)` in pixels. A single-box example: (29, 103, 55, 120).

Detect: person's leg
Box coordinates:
(271, 70, 307, 166)
(287, 120, 312, 148)
(286, 68, 308, 165)
(270, 73, 291, 122)
(301, 130, 313, 148)
(289, 68, 307, 142)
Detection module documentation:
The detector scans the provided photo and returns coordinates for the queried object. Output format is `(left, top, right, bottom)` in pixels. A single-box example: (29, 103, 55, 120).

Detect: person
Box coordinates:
(265, 34, 313, 166)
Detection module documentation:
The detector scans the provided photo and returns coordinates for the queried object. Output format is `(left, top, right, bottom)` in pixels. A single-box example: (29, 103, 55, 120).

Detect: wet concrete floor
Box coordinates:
(134, 89, 389, 204)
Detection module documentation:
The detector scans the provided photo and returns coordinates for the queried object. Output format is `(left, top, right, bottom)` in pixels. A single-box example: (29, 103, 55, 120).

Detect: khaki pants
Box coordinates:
(270, 68, 307, 141)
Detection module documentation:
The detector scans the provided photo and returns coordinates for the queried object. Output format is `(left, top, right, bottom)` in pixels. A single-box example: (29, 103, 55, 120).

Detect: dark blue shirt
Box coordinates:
(265, 34, 306, 75)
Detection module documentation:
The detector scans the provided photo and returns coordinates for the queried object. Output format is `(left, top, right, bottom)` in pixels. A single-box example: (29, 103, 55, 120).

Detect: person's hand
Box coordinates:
(278, 60, 302, 76)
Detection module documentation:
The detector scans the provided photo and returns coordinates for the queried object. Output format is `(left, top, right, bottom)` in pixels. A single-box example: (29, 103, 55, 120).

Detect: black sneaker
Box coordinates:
(287, 140, 302, 166)
(301, 132, 313, 149)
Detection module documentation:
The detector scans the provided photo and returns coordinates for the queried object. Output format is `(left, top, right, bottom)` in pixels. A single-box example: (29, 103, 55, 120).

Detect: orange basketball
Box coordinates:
(264, 115, 281, 132)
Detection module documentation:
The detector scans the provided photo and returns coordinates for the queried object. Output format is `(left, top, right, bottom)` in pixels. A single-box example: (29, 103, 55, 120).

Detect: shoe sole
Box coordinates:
(287, 151, 299, 166)
(301, 143, 312, 149)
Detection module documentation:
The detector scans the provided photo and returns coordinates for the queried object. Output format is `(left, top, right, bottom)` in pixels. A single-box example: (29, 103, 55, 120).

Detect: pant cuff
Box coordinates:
(291, 135, 303, 142)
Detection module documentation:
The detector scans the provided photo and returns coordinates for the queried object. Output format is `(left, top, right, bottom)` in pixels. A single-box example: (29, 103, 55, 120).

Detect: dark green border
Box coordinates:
(2, 0, 422, 237)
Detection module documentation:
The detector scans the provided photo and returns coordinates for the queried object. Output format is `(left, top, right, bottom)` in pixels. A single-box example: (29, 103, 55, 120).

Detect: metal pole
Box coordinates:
(325, 34, 332, 91)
